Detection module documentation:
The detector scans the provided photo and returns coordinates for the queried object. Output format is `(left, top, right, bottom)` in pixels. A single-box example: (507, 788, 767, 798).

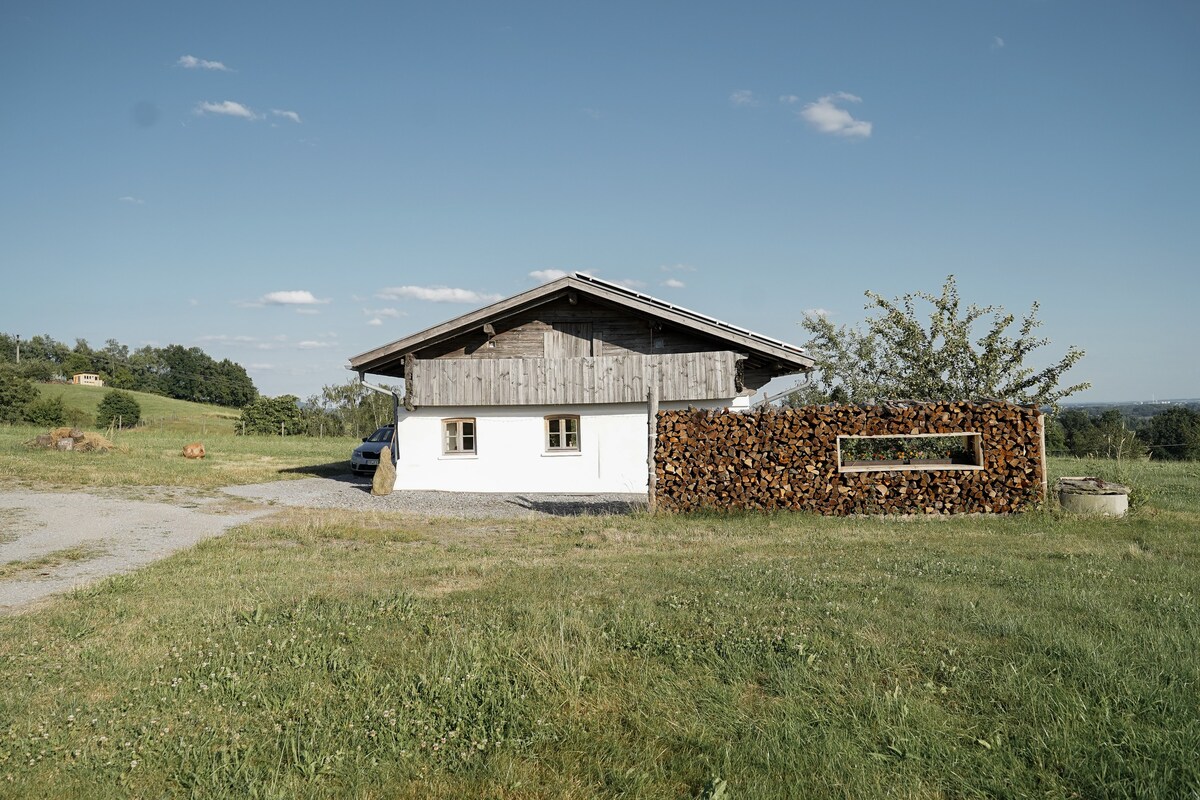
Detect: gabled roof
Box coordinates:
(348, 273, 814, 377)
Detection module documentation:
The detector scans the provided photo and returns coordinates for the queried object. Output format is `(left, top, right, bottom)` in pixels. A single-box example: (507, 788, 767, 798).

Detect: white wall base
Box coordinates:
(393, 400, 731, 493)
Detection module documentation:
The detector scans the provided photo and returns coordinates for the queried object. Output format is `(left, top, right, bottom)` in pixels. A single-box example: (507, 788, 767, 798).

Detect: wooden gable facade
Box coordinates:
(349, 274, 813, 408)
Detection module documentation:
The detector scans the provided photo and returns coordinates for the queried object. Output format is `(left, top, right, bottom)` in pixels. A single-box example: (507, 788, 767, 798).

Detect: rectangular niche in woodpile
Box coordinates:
(837, 432, 984, 473)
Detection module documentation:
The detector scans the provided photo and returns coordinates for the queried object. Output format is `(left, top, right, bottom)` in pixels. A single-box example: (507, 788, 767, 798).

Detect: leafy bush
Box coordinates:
(24, 396, 66, 427)
(237, 395, 305, 435)
(0, 369, 39, 424)
(96, 390, 141, 429)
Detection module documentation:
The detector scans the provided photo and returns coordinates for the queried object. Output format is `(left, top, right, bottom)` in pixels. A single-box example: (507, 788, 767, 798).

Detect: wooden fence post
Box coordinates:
(647, 380, 659, 514)
(1038, 412, 1048, 502)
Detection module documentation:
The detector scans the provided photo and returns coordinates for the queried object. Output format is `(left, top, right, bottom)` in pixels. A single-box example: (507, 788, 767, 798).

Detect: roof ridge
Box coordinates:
(569, 273, 805, 354)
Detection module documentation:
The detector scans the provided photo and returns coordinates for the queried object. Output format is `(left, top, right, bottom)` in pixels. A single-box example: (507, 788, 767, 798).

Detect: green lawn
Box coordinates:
(36, 383, 240, 434)
(0, 458, 1196, 798)
(0, 425, 357, 488)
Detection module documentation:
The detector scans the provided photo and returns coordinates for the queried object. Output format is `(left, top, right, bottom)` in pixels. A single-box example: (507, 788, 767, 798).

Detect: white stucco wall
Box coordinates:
(393, 399, 731, 493)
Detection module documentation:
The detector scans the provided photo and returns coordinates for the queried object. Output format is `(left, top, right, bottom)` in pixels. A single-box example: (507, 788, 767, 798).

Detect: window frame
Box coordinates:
(442, 417, 477, 455)
(836, 432, 984, 473)
(544, 414, 581, 453)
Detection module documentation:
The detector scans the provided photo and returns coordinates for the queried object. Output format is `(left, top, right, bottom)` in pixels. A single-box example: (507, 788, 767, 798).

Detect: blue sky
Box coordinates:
(2, 1, 1197, 402)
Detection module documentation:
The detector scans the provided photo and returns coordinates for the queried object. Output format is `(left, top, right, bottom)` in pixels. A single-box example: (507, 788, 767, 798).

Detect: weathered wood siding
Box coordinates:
(408, 351, 741, 406)
(413, 297, 715, 362)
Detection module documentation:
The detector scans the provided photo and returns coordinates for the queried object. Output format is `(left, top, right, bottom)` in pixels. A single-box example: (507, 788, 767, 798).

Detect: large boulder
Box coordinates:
(371, 446, 396, 497)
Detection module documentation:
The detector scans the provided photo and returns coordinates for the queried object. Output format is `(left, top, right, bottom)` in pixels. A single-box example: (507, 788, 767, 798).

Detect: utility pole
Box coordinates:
(14, 334, 19, 365)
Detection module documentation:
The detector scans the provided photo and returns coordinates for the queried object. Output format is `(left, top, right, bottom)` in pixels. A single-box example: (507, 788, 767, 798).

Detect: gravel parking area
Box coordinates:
(222, 474, 647, 518)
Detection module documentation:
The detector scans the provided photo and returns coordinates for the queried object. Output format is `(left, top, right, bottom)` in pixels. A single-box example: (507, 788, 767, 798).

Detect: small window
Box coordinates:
(443, 418, 476, 454)
(545, 415, 580, 451)
(837, 433, 983, 473)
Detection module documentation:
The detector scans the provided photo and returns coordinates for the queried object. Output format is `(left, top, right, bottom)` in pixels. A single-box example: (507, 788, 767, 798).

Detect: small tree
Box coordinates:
(800, 275, 1090, 409)
(25, 396, 66, 427)
(0, 368, 39, 424)
(96, 390, 141, 429)
(237, 395, 305, 435)
(1057, 408, 1144, 459)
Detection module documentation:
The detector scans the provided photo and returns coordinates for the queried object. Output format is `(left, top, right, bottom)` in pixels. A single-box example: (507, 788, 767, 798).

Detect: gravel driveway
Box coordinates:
(222, 473, 647, 518)
(0, 488, 268, 614)
(0, 475, 643, 613)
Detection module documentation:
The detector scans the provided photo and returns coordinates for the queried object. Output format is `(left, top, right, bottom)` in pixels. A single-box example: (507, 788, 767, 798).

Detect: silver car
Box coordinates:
(350, 425, 395, 475)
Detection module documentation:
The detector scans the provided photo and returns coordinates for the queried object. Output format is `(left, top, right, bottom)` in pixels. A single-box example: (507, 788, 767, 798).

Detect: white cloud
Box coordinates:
(779, 95, 801, 105)
(992, 36, 1005, 50)
(367, 318, 383, 326)
(197, 334, 258, 344)
(376, 285, 503, 304)
(194, 100, 257, 120)
(581, 107, 601, 120)
(118, 195, 144, 204)
(294, 307, 321, 315)
(798, 92, 872, 138)
(297, 340, 332, 350)
(659, 263, 695, 273)
(803, 307, 832, 318)
(730, 89, 758, 107)
(662, 278, 686, 289)
(363, 307, 402, 318)
(196, 334, 285, 351)
(177, 55, 230, 72)
(260, 290, 326, 305)
(248, 363, 274, 370)
(272, 109, 302, 123)
(529, 269, 569, 282)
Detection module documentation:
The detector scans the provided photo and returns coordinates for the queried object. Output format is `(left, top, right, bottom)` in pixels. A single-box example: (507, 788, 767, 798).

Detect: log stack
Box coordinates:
(654, 401, 1043, 515)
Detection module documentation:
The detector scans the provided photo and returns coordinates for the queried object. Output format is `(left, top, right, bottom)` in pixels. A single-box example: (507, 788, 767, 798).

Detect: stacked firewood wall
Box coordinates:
(654, 401, 1043, 514)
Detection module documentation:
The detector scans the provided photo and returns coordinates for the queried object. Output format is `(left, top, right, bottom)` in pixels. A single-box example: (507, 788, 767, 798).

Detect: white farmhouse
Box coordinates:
(348, 274, 813, 493)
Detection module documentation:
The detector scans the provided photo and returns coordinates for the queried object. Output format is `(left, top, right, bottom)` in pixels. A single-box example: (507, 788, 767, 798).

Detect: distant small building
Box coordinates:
(72, 373, 104, 387)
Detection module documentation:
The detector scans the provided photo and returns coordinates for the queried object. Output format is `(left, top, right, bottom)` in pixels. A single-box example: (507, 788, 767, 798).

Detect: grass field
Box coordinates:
(35, 383, 241, 434)
(0, 425, 356, 488)
(0, 444, 1196, 797)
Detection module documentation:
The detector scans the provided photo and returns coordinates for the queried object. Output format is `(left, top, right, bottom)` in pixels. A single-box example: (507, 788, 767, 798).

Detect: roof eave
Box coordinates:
(348, 273, 814, 377)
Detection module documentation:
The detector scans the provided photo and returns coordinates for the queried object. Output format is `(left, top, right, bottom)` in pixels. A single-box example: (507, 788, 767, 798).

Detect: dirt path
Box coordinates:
(0, 488, 270, 614)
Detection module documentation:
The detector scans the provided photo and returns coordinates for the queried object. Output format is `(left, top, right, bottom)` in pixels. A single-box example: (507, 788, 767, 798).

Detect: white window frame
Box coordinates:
(443, 418, 476, 455)
(545, 414, 581, 452)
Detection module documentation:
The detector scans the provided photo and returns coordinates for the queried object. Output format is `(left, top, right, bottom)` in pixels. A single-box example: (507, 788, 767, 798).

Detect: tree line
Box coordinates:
(1047, 406, 1200, 461)
(235, 380, 398, 438)
(0, 333, 257, 408)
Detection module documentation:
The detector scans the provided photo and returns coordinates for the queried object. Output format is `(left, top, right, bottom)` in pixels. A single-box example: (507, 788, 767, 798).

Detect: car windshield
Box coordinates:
(365, 427, 394, 443)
